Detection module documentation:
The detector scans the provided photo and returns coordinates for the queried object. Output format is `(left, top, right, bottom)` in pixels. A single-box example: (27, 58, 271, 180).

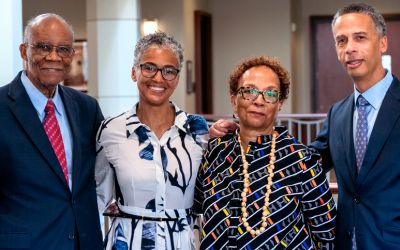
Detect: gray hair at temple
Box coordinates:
(133, 31, 184, 69)
(23, 13, 74, 44)
(332, 3, 387, 37)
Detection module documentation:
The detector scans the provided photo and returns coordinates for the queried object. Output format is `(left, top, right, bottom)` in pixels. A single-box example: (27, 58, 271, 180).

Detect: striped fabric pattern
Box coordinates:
(194, 127, 336, 249)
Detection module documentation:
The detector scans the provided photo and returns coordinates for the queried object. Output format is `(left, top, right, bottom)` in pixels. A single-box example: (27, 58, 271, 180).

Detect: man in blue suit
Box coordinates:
(0, 14, 103, 249)
(311, 3, 400, 249)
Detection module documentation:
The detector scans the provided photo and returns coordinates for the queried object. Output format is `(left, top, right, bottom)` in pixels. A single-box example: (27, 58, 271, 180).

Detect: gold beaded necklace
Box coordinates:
(238, 130, 277, 237)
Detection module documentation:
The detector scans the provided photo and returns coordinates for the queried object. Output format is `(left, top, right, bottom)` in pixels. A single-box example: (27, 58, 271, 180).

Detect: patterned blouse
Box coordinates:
(95, 103, 209, 250)
(194, 127, 336, 250)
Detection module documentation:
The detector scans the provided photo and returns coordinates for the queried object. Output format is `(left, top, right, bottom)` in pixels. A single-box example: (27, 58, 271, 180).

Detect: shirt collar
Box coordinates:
(20, 70, 63, 117)
(354, 70, 393, 110)
(125, 102, 189, 138)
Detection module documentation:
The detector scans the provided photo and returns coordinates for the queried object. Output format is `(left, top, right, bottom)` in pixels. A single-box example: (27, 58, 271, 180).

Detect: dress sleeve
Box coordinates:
(94, 122, 115, 213)
(187, 114, 210, 150)
(300, 149, 336, 250)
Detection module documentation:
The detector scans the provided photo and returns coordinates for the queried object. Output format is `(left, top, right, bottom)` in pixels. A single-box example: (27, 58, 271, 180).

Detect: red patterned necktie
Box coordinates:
(43, 99, 69, 183)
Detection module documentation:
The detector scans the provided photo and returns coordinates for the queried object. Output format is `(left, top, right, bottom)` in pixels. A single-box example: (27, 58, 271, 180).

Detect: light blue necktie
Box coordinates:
(355, 95, 369, 173)
(352, 95, 370, 250)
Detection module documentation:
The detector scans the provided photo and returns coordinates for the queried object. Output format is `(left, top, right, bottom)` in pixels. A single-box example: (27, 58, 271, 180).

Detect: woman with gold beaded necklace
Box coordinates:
(194, 56, 336, 249)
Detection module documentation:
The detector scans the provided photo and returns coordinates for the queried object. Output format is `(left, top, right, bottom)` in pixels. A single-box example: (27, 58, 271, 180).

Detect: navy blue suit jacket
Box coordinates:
(312, 76, 400, 249)
(0, 72, 103, 250)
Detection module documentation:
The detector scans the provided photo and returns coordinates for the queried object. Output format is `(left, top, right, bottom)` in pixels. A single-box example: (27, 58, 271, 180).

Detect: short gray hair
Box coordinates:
(332, 3, 386, 37)
(24, 13, 74, 44)
(133, 31, 184, 69)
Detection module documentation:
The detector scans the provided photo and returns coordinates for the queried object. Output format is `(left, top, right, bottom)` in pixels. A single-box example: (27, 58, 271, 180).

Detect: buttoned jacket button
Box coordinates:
(68, 234, 75, 240)
(353, 195, 360, 204)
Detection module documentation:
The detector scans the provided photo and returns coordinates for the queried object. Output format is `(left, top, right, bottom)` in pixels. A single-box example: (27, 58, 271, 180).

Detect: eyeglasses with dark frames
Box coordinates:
(237, 86, 281, 104)
(27, 43, 75, 58)
(139, 63, 180, 81)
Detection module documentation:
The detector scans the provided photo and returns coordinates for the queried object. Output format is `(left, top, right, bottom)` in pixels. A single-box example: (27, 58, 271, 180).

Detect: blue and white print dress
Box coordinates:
(95, 103, 209, 250)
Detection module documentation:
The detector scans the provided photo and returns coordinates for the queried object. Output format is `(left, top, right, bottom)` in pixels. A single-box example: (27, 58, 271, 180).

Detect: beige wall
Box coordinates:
(211, 0, 292, 115)
(22, 0, 400, 114)
(23, 0, 86, 39)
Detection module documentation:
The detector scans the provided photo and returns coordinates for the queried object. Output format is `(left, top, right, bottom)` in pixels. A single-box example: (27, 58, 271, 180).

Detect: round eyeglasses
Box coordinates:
(139, 63, 180, 81)
(237, 87, 281, 104)
(27, 43, 75, 58)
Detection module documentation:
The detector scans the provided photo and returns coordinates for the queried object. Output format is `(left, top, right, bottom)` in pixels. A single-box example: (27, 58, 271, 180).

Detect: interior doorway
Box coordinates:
(194, 11, 213, 114)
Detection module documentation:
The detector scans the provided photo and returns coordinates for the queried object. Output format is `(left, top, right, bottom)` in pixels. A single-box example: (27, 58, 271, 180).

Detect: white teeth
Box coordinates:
(150, 86, 165, 92)
(347, 60, 361, 65)
(43, 69, 60, 72)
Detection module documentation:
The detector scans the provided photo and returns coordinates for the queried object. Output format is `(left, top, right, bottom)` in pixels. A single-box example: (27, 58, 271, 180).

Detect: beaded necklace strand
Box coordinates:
(238, 130, 277, 237)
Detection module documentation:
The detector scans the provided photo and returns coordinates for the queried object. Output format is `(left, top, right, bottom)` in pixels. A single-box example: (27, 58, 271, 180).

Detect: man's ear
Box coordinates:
(379, 35, 388, 54)
(19, 43, 28, 61)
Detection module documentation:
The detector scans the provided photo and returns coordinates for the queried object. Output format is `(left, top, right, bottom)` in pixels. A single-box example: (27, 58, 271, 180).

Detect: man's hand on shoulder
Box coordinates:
(209, 119, 238, 138)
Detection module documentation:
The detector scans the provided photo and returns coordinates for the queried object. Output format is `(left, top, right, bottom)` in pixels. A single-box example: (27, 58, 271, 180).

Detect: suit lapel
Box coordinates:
(340, 95, 358, 184)
(357, 78, 400, 187)
(59, 86, 81, 193)
(8, 74, 70, 187)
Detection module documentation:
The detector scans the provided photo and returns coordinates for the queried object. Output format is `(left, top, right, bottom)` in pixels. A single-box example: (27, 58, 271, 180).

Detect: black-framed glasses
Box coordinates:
(139, 63, 180, 81)
(237, 86, 281, 104)
(27, 43, 75, 58)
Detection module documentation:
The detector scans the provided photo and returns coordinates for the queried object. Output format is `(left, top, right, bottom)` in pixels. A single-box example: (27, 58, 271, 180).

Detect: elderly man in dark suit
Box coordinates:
(311, 3, 400, 249)
(0, 13, 103, 250)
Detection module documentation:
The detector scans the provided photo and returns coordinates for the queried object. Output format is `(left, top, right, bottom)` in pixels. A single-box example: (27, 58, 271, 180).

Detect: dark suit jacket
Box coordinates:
(0, 71, 103, 250)
(312, 76, 400, 249)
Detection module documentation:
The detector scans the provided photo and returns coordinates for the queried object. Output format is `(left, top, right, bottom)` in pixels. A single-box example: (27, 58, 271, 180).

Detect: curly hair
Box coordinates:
(229, 56, 290, 101)
(133, 31, 184, 69)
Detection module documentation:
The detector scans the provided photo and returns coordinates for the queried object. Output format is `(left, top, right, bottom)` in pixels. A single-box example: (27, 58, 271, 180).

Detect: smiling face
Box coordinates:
(20, 16, 74, 98)
(132, 46, 180, 107)
(231, 66, 282, 135)
(333, 13, 387, 91)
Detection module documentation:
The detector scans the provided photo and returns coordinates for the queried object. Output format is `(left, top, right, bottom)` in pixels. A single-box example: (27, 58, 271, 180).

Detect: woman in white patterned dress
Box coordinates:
(95, 32, 209, 250)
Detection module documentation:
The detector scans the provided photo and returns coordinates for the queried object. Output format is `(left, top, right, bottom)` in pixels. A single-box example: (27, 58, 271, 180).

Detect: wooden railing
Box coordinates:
(203, 113, 327, 145)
